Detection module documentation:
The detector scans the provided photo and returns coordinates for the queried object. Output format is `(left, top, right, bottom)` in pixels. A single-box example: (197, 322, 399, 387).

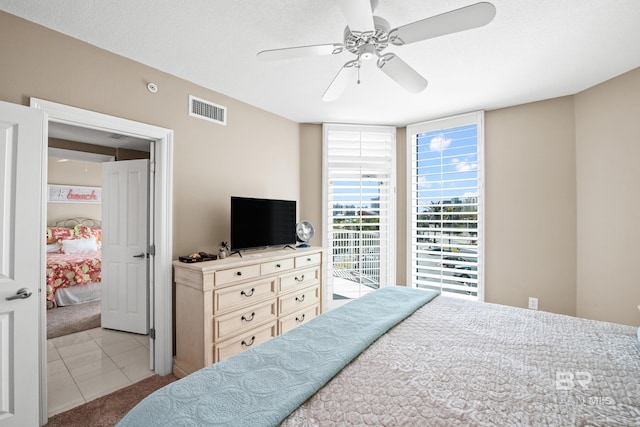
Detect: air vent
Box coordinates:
(189, 95, 227, 125)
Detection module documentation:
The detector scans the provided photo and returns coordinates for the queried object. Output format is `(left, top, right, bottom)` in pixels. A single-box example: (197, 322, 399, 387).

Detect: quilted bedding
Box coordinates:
(45, 250, 101, 309)
(281, 296, 640, 426)
(121, 288, 640, 426)
(118, 287, 438, 427)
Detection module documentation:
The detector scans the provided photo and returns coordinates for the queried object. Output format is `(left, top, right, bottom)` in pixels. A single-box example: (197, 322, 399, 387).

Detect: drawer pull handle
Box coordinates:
(241, 336, 255, 347)
(306, 258, 312, 262)
(295, 274, 305, 283)
(296, 294, 305, 303)
(241, 288, 255, 297)
(276, 263, 281, 268)
(236, 271, 242, 276)
(241, 312, 255, 322)
(295, 314, 305, 323)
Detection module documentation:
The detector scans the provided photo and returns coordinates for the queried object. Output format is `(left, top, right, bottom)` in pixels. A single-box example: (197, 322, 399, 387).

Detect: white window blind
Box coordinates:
(407, 112, 484, 300)
(323, 124, 396, 301)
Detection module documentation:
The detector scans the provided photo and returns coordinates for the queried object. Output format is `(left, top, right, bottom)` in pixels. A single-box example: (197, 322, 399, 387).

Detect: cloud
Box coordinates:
(452, 157, 477, 173)
(417, 175, 431, 189)
(429, 134, 451, 152)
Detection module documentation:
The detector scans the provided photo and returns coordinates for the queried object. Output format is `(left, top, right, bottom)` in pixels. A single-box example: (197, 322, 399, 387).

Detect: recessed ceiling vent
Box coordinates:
(189, 95, 227, 125)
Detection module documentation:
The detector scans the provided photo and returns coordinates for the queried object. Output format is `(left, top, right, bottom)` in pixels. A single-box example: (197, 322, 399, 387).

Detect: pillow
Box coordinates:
(46, 227, 74, 244)
(73, 225, 102, 241)
(46, 243, 61, 253)
(61, 237, 98, 254)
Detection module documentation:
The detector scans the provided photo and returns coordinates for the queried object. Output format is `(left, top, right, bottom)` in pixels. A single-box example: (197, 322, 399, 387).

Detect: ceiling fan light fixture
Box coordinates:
(258, 1, 496, 101)
(359, 44, 377, 60)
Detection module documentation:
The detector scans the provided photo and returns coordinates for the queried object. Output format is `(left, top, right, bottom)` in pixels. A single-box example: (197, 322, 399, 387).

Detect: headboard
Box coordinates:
(49, 217, 102, 228)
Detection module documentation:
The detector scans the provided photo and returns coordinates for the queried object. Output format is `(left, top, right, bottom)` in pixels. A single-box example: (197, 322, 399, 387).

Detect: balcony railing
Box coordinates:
(330, 230, 381, 289)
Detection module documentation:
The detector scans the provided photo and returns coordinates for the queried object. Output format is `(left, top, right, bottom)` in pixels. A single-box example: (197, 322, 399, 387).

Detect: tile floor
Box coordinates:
(47, 327, 153, 417)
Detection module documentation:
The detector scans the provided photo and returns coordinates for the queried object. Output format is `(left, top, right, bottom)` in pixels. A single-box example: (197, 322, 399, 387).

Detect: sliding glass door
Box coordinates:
(323, 124, 396, 302)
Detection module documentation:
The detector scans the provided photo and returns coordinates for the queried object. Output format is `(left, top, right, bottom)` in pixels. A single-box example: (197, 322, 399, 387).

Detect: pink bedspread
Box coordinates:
(46, 250, 101, 309)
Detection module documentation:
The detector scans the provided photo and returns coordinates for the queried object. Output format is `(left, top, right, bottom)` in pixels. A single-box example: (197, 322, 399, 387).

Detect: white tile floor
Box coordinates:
(47, 327, 153, 417)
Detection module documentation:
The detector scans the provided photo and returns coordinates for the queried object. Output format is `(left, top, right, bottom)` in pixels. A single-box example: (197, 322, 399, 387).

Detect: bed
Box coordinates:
(118, 286, 640, 426)
(45, 218, 102, 309)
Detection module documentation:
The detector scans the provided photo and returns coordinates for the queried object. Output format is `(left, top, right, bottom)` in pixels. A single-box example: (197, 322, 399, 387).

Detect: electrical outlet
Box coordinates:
(528, 297, 538, 310)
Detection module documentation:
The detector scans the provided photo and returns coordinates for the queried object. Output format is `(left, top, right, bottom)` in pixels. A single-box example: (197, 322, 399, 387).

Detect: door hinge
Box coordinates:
(149, 328, 156, 339)
(148, 244, 156, 256)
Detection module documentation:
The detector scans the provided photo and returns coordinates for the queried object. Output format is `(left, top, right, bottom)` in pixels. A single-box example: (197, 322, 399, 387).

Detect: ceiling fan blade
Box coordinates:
(337, 0, 375, 32)
(377, 54, 428, 93)
(257, 43, 343, 61)
(390, 2, 496, 46)
(322, 60, 359, 102)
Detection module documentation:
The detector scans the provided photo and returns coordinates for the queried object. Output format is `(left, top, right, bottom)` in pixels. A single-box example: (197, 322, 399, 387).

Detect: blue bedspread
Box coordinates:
(118, 286, 439, 427)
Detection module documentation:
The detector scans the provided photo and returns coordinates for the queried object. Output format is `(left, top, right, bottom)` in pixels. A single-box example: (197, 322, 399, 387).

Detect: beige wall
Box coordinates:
(484, 97, 577, 315)
(3, 11, 639, 325)
(575, 68, 640, 326)
(47, 158, 103, 224)
(395, 127, 407, 286)
(0, 11, 300, 257)
(299, 124, 323, 245)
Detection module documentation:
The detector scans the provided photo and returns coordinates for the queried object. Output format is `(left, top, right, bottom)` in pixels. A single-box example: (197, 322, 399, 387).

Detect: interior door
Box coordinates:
(101, 159, 149, 334)
(0, 101, 44, 426)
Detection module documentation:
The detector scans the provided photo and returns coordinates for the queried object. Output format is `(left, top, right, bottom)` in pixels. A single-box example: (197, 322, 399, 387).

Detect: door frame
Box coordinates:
(30, 98, 174, 423)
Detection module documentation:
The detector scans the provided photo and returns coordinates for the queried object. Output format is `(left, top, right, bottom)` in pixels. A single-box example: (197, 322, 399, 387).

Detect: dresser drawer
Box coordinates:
(215, 264, 261, 286)
(278, 285, 320, 316)
(295, 252, 321, 268)
(214, 299, 277, 341)
(279, 304, 320, 334)
(260, 257, 294, 275)
(279, 267, 319, 293)
(214, 278, 277, 314)
(214, 321, 277, 362)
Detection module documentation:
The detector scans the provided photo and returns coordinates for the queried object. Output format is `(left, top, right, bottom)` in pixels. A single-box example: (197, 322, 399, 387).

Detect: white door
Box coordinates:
(0, 101, 44, 426)
(101, 159, 149, 334)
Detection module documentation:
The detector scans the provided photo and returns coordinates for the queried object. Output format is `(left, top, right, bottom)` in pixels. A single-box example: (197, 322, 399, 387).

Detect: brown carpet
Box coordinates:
(47, 300, 101, 339)
(46, 374, 178, 426)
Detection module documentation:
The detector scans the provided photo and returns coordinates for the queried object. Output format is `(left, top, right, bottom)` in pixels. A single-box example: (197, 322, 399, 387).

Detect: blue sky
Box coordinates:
(416, 124, 478, 207)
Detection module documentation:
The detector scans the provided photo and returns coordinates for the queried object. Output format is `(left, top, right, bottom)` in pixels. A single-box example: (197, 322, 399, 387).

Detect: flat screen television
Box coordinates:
(230, 196, 297, 254)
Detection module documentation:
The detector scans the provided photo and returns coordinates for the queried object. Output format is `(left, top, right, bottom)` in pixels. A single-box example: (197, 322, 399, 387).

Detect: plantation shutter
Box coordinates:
(407, 112, 484, 299)
(323, 124, 395, 301)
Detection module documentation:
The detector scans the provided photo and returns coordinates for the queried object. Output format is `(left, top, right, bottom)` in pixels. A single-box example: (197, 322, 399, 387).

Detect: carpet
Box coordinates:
(45, 374, 178, 426)
(47, 300, 101, 339)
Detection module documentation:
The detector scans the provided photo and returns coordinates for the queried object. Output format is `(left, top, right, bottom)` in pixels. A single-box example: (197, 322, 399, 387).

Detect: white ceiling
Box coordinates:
(2, 0, 639, 126)
(49, 121, 152, 151)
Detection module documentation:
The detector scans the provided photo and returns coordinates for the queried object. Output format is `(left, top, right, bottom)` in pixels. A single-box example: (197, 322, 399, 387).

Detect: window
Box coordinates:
(323, 124, 396, 302)
(407, 112, 484, 299)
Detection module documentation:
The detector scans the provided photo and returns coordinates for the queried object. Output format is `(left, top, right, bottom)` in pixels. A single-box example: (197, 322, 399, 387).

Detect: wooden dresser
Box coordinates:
(172, 247, 324, 378)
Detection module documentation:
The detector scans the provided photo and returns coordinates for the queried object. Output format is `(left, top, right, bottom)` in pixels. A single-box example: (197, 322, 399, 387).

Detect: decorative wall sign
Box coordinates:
(48, 185, 102, 204)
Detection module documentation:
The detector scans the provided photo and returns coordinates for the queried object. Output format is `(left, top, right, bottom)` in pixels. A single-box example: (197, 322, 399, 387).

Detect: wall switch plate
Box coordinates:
(528, 297, 538, 310)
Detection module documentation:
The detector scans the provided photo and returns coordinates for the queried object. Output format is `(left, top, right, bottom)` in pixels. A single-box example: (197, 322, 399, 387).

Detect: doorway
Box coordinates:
(46, 139, 149, 336)
(30, 98, 174, 425)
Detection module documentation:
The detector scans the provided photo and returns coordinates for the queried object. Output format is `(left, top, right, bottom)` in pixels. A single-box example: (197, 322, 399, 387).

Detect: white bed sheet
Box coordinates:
(54, 281, 101, 306)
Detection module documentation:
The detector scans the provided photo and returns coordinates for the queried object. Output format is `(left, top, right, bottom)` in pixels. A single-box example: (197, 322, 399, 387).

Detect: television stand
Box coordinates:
(284, 244, 296, 250)
(230, 250, 243, 258)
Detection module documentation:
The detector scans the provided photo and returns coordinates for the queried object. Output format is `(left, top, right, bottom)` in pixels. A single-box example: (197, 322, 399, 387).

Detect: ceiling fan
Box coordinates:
(257, 1, 496, 101)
